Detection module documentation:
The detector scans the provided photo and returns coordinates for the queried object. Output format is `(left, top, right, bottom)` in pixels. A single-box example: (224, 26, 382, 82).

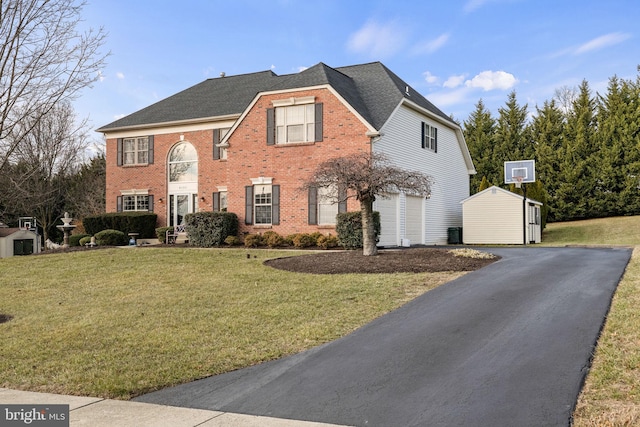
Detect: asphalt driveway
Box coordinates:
(135, 246, 632, 427)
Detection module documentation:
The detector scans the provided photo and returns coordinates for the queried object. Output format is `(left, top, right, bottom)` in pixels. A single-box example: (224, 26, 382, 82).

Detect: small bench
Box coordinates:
(166, 224, 186, 244)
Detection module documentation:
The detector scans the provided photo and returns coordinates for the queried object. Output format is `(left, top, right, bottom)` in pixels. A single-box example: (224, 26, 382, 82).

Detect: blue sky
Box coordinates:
(76, 0, 639, 146)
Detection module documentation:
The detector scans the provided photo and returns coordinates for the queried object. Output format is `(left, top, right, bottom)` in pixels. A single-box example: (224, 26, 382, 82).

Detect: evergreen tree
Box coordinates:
(531, 100, 565, 222)
(494, 91, 532, 183)
(555, 80, 597, 220)
(463, 99, 497, 193)
(597, 72, 640, 216)
(478, 176, 491, 192)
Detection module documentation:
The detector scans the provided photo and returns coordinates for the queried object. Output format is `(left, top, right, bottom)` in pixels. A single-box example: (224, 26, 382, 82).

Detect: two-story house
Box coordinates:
(97, 62, 475, 246)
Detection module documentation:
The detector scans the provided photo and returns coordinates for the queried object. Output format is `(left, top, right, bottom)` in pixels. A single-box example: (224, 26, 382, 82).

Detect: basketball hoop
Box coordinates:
(515, 176, 523, 189)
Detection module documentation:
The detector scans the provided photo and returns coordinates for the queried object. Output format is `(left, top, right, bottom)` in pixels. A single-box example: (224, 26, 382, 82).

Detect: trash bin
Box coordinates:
(448, 227, 462, 244)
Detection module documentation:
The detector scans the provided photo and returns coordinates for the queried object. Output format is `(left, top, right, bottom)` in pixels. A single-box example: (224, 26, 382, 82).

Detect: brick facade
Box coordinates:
(106, 87, 369, 237)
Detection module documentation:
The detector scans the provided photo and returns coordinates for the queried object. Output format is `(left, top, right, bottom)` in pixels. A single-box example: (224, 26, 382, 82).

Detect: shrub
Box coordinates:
(156, 227, 173, 244)
(309, 232, 324, 245)
(94, 229, 128, 246)
(69, 233, 90, 247)
(336, 211, 380, 249)
(224, 235, 241, 246)
(79, 236, 93, 246)
(317, 234, 340, 249)
(83, 212, 158, 238)
(292, 233, 315, 248)
(262, 231, 286, 248)
(243, 233, 262, 248)
(184, 212, 239, 247)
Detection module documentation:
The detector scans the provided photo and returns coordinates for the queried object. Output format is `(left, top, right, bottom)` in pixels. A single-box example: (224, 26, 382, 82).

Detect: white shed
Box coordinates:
(461, 186, 542, 245)
(0, 228, 41, 258)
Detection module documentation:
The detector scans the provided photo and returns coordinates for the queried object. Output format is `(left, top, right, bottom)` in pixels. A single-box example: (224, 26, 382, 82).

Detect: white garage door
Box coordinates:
(374, 194, 398, 247)
(405, 195, 424, 245)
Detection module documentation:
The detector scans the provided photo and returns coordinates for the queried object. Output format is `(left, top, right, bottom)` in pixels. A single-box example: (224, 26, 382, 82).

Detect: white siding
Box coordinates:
(374, 104, 471, 245)
(462, 186, 542, 244)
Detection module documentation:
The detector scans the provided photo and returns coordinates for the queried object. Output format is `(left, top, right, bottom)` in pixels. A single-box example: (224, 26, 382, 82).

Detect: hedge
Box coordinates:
(336, 211, 381, 249)
(184, 212, 238, 247)
(83, 212, 157, 238)
(94, 229, 128, 246)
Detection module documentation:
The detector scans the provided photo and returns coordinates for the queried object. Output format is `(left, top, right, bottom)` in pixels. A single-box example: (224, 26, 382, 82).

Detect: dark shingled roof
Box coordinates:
(97, 62, 454, 132)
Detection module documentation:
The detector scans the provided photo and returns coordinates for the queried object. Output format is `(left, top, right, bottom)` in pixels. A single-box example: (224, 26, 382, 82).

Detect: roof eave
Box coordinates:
(96, 113, 241, 134)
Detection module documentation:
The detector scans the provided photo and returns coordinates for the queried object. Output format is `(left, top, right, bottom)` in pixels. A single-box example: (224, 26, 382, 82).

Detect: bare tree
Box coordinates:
(304, 152, 433, 256)
(0, 0, 107, 175)
(553, 85, 578, 116)
(4, 101, 91, 241)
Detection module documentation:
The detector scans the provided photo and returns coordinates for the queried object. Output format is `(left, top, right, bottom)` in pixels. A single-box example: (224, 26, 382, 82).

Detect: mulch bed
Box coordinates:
(264, 248, 499, 274)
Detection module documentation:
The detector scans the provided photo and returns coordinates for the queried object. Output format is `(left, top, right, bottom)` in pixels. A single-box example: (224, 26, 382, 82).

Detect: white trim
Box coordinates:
(272, 96, 316, 107)
(120, 189, 149, 195)
(100, 117, 239, 139)
(250, 177, 273, 185)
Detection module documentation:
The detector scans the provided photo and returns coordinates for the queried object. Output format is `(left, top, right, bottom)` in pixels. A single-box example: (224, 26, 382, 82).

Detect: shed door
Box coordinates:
(405, 195, 424, 245)
(13, 239, 33, 256)
(375, 194, 398, 246)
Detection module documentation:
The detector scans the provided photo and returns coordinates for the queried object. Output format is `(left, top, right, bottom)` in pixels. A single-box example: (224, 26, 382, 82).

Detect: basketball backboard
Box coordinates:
(504, 160, 535, 185)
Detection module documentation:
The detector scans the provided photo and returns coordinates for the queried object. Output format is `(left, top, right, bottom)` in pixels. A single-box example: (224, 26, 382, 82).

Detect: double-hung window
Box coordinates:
(267, 97, 323, 145)
(245, 180, 280, 225)
(117, 136, 154, 165)
(421, 122, 437, 152)
(276, 104, 316, 143)
(308, 185, 347, 225)
(254, 185, 272, 224)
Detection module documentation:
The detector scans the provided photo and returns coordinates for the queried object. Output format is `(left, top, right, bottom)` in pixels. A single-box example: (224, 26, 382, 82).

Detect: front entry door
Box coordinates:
(169, 194, 197, 227)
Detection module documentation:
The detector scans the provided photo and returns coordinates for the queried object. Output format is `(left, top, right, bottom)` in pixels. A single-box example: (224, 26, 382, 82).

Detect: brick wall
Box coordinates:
(105, 87, 371, 237)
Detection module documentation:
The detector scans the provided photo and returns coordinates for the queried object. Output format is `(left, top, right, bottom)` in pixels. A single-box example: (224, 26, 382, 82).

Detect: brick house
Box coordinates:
(97, 62, 475, 246)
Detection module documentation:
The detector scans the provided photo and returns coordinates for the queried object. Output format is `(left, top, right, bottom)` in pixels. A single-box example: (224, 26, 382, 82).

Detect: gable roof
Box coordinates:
(461, 186, 542, 205)
(97, 70, 280, 131)
(97, 62, 455, 133)
(0, 228, 34, 238)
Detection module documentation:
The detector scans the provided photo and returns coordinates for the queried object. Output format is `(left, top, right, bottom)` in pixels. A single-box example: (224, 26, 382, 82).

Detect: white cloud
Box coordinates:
(113, 113, 126, 120)
(116, 72, 125, 80)
(465, 70, 518, 91)
(463, 0, 490, 13)
(297, 66, 308, 72)
(428, 87, 473, 107)
(423, 71, 439, 85)
(347, 20, 407, 58)
(412, 33, 450, 55)
(574, 32, 631, 55)
(97, 70, 105, 82)
(444, 74, 466, 89)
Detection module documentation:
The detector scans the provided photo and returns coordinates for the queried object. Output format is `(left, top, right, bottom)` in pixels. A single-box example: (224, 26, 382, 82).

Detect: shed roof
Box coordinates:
(461, 186, 542, 205)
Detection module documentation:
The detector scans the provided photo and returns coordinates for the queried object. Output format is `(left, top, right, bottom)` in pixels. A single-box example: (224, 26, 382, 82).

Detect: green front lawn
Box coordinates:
(0, 247, 461, 399)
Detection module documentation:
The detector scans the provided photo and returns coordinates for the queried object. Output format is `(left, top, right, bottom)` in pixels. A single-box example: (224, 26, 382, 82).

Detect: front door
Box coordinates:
(169, 194, 197, 227)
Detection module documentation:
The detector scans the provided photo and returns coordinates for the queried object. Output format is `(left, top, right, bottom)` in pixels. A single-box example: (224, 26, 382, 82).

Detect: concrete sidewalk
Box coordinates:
(0, 388, 349, 427)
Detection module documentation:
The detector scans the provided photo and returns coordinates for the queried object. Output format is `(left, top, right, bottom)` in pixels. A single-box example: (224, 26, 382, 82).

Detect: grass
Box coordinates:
(541, 216, 640, 425)
(0, 247, 462, 399)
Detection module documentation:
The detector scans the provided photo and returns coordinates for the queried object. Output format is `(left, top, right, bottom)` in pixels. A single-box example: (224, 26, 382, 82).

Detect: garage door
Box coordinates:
(405, 195, 424, 245)
(375, 194, 398, 247)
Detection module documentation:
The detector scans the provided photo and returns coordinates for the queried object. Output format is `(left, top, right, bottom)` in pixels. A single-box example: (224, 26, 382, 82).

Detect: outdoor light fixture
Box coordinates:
(158, 198, 164, 203)
(200, 196, 205, 202)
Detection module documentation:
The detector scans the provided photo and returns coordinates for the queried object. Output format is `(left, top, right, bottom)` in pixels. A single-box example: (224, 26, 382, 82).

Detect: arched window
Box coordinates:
(169, 142, 197, 182)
